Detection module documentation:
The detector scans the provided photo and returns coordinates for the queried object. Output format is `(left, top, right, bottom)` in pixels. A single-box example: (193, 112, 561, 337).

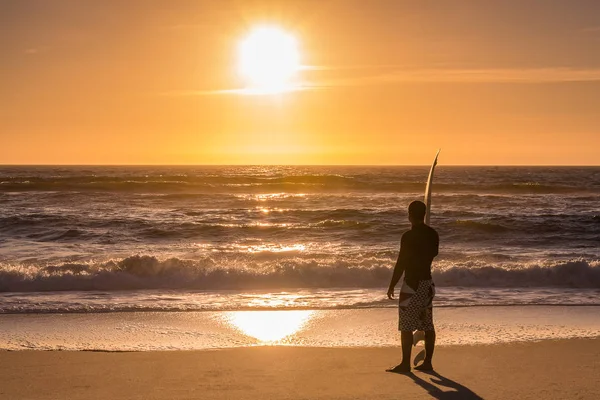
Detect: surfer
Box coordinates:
(387, 200, 439, 373)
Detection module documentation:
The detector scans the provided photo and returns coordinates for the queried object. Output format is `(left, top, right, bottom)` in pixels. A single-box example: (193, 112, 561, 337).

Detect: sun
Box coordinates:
(238, 26, 300, 94)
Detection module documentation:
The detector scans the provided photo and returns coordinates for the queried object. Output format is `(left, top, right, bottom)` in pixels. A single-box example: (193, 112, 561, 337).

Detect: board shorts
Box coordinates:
(398, 279, 435, 332)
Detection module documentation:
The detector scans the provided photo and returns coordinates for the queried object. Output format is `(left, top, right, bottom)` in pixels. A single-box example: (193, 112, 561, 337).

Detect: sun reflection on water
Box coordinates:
(225, 310, 314, 343)
(247, 243, 306, 253)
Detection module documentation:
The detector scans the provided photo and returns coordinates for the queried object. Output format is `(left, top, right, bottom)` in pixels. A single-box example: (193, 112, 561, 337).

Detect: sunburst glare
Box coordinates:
(225, 310, 314, 343)
(238, 26, 301, 94)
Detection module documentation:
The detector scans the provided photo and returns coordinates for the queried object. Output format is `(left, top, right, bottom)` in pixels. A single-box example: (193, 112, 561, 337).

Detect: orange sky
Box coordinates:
(1, 0, 600, 165)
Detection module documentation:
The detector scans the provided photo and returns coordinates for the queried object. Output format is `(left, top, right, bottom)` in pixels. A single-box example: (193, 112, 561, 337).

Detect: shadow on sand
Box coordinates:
(389, 370, 483, 400)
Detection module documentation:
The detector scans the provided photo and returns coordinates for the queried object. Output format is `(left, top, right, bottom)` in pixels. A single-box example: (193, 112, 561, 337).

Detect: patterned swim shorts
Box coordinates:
(398, 279, 435, 332)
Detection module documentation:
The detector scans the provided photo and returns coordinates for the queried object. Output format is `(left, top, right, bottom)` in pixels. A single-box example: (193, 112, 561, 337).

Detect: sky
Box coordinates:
(1, 0, 600, 165)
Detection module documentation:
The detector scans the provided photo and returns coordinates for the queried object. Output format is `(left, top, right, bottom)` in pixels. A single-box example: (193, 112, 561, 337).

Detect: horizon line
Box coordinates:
(0, 164, 598, 168)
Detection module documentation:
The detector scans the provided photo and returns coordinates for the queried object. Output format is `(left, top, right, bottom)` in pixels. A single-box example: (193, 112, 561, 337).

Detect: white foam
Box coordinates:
(1, 257, 599, 292)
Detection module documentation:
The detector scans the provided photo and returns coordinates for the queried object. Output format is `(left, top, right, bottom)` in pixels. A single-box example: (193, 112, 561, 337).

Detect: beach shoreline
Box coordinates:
(2, 306, 599, 351)
(1, 338, 598, 399)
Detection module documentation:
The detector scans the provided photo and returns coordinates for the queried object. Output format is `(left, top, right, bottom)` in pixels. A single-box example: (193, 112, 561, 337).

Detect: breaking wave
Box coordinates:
(1, 256, 599, 292)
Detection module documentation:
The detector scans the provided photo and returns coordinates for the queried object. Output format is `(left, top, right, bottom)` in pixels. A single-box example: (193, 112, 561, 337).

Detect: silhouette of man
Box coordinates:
(387, 200, 439, 373)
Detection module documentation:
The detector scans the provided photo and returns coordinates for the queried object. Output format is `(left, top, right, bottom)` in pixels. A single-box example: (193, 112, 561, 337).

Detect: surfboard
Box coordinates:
(413, 149, 440, 365)
(424, 149, 441, 225)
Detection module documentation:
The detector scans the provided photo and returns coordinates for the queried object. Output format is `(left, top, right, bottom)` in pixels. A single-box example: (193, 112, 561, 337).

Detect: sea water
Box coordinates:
(0, 166, 599, 349)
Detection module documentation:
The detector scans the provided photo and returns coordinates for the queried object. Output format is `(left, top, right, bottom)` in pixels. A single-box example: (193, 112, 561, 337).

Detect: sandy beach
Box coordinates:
(1, 338, 598, 400)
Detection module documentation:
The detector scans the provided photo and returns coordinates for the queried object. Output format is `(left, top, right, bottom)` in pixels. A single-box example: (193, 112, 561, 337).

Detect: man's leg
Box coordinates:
(387, 331, 413, 373)
(424, 330, 436, 363)
(400, 330, 414, 368)
(415, 330, 435, 371)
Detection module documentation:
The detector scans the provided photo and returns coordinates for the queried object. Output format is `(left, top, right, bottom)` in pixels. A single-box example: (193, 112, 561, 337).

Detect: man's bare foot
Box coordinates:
(414, 362, 434, 371)
(386, 363, 411, 373)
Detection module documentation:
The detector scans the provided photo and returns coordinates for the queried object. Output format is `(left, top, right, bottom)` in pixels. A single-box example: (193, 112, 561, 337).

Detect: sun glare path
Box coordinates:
(238, 26, 301, 94)
(247, 243, 306, 253)
(226, 311, 314, 343)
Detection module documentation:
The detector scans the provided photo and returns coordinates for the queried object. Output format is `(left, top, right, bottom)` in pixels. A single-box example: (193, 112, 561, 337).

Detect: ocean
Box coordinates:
(0, 166, 599, 350)
(1, 165, 599, 309)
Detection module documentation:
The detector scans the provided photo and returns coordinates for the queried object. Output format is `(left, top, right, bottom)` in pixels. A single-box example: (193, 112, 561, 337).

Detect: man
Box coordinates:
(387, 200, 439, 373)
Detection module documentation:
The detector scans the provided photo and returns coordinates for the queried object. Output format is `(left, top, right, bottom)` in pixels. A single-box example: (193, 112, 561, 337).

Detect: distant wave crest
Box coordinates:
(452, 220, 510, 233)
(1, 175, 596, 194)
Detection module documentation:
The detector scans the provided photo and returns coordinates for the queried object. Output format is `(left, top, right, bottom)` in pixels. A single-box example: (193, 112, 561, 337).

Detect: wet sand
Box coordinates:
(1, 338, 598, 400)
(2, 307, 600, 350)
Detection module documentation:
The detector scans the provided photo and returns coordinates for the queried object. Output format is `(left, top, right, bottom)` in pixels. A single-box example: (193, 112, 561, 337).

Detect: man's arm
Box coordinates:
(387, 234, 408, 299)
(432, 230, 439, 258)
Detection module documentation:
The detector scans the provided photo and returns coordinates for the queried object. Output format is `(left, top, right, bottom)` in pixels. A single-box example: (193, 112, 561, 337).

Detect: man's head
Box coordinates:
(408, 200, 427, 224)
